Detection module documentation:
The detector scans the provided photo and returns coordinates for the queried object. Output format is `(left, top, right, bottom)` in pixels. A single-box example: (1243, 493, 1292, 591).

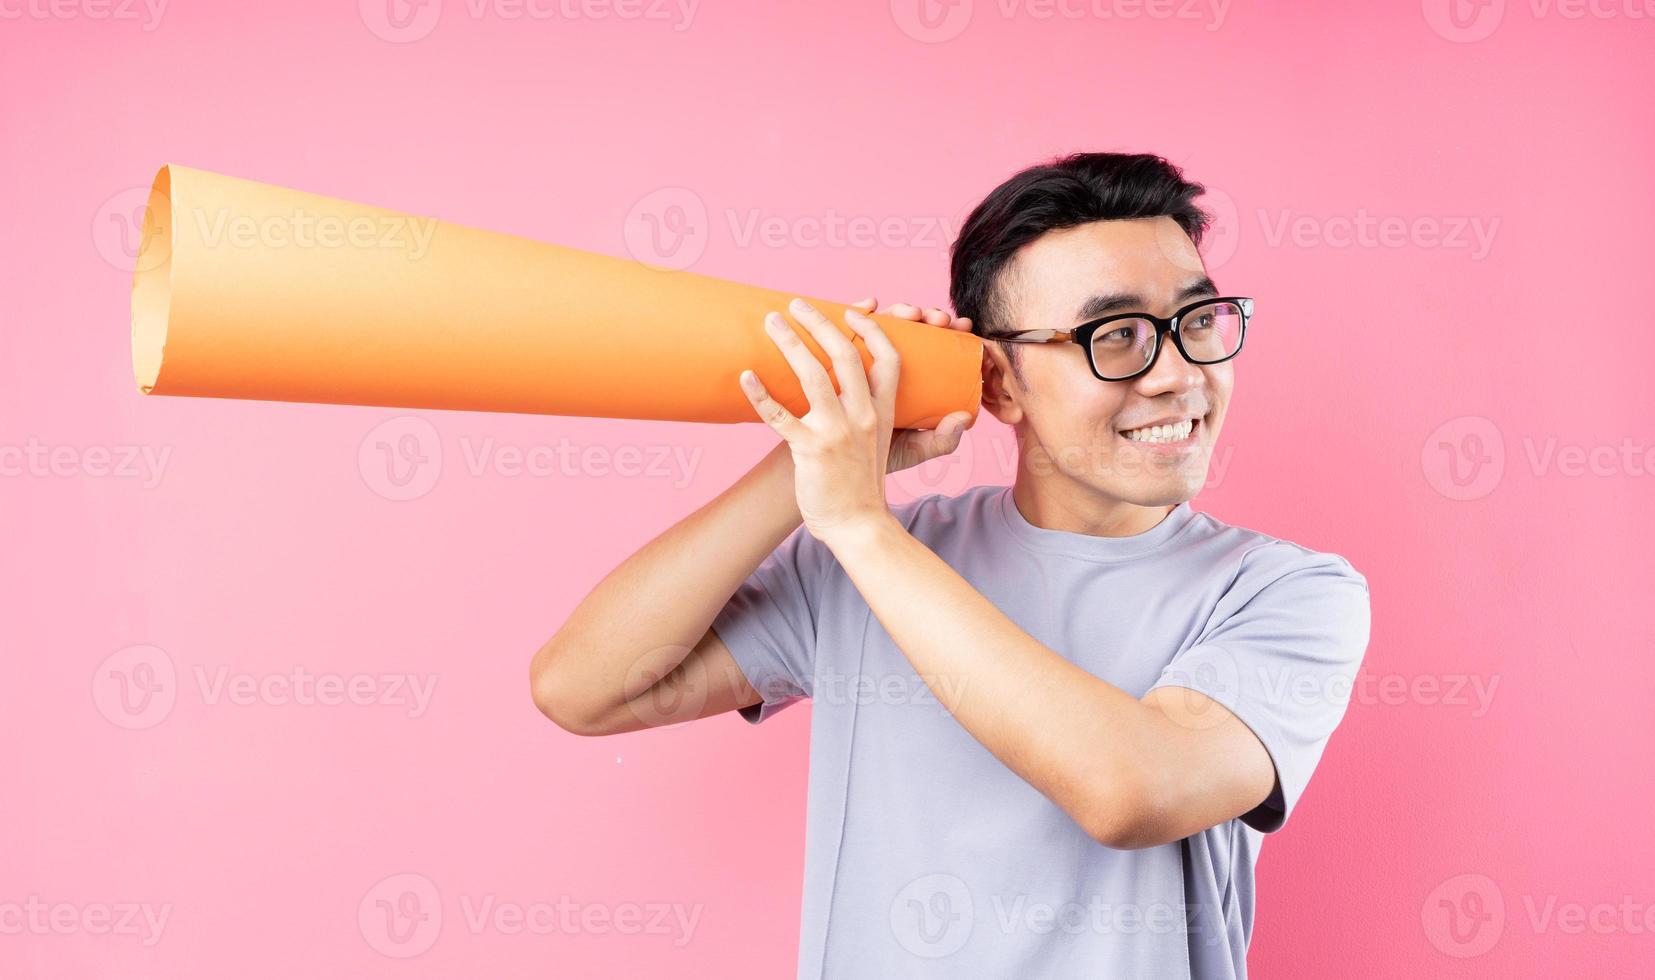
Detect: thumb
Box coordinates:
(931, 412, 970, 451)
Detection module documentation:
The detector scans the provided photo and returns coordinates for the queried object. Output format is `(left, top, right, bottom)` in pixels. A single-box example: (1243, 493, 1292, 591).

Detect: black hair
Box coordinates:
(948, 152, 1212, 381)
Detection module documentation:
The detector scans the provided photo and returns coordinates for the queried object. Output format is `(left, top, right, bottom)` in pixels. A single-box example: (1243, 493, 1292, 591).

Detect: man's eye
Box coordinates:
(1186, 313, 1215, 332)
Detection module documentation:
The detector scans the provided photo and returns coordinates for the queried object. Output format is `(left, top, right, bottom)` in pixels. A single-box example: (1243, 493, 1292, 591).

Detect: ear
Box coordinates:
(979, 340, 1023, 426)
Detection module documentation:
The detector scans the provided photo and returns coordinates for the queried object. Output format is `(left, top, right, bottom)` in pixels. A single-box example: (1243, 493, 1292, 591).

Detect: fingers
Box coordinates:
(880, 301, 971, 332)
(850, 296, 877, 312)
(762, 309, 843, 417)
(783, 298, 873, 423)
(738, 368, 806, 442)
(841, 305, 901, 425)
(888, 410, 972, 472)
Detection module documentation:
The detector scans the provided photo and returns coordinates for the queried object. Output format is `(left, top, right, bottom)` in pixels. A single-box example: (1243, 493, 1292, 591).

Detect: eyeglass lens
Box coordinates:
(1089, 300, 1245, 378)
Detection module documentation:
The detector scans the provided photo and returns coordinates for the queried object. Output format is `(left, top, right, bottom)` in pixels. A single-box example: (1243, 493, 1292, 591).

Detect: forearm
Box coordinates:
(533, 441, 801, 714)
(822, 515, 1179, 845)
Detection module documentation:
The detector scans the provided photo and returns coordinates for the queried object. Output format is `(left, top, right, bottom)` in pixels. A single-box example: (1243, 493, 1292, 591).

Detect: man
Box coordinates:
(530, 151, 1371, 978)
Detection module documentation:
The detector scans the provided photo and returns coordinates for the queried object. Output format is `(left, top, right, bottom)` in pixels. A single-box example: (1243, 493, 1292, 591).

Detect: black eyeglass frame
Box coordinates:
(986, 296, 1255, 382)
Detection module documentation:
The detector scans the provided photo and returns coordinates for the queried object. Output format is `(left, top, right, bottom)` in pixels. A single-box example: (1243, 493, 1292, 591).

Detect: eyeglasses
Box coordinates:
(987, 296, 1254, 382)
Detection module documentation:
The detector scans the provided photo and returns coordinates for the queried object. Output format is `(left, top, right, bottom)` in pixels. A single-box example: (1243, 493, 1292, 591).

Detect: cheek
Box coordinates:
(1204, 365, 1234, 418)
(1034, 362, 1130, 436)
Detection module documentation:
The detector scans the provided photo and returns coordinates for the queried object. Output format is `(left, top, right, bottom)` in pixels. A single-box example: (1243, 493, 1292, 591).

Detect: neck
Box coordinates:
(1010, 472, 1177, 538)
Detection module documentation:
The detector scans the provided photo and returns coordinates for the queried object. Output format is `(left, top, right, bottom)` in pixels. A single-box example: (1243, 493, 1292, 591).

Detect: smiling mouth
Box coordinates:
(1119, 417, 1201, 446)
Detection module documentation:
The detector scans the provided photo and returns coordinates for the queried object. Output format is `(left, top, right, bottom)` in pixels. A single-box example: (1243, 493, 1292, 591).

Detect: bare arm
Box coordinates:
(529, 441, 799, 735)
(529, 298, 977, 736)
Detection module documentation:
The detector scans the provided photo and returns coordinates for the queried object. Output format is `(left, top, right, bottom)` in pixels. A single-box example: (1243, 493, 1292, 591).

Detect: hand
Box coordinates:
(847, 297, 977, 475)
(738, 297, 973, 541)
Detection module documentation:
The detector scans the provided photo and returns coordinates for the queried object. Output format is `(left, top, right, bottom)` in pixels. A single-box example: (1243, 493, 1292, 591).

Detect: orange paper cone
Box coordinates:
(131, 165, 983, 429)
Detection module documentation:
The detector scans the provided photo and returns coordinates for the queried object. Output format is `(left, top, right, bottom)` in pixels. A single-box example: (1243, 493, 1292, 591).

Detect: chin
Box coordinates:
(1113, 485, 1198, 508)
(1106, 470, 1207, 508)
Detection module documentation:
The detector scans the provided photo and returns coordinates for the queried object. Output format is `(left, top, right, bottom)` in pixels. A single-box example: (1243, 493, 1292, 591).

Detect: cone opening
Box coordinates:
(131, 164, 173, 394)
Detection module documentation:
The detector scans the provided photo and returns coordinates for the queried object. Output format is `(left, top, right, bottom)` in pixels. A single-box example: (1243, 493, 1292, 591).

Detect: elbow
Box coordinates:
(1078, 765, 1174, 851)
(529, 641, 611, 737)
(1086, 815, 1169, 852)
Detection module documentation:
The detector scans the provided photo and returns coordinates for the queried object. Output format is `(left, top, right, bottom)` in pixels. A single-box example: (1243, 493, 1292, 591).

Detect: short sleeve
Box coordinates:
(710, 521, 832, 724)
(1150, 549, 1372, 833)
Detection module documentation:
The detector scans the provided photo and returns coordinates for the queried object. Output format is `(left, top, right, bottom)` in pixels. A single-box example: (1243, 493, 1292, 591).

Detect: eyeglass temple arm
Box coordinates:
(984, 328, 1076, 344)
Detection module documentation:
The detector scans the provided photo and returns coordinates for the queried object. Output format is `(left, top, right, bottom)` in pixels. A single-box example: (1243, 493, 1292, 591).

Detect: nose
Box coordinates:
(1131, 330, 1204, 397)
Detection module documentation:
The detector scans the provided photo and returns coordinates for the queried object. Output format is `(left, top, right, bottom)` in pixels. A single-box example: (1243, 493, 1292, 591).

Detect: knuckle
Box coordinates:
(832, 348, 864, 370)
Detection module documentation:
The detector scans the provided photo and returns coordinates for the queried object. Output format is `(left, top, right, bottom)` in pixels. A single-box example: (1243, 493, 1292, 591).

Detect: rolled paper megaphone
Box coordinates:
(129, 165, 983, 429)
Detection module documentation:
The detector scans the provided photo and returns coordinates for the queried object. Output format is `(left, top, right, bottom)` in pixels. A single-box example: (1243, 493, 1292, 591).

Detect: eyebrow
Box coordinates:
(1072, 277, 1219, 323)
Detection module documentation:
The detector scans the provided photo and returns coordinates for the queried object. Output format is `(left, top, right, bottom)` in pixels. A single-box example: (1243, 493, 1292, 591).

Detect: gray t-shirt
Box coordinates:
(711, 483, 1370, 979)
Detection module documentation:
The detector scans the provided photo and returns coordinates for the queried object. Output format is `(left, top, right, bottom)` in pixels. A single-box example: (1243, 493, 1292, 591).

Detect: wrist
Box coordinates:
(818, 509, 903, 557)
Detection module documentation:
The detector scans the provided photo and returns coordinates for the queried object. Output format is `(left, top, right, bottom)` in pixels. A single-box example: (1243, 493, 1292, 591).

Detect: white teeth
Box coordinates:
(1122, 419, 1194, 444)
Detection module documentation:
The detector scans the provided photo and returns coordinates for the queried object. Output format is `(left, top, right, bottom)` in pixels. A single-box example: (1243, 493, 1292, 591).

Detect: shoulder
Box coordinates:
(1184, 507, 1369, 600)
(1180, 513, 1371, 675)
(887, 483, 1004, 535)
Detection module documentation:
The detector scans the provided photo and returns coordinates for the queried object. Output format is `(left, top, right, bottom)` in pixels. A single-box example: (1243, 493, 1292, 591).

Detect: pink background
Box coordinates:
(3, 1, 1652, 976)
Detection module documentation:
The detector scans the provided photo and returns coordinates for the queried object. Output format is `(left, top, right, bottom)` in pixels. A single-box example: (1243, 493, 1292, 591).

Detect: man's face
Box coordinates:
(986, 216, 1232, 508)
